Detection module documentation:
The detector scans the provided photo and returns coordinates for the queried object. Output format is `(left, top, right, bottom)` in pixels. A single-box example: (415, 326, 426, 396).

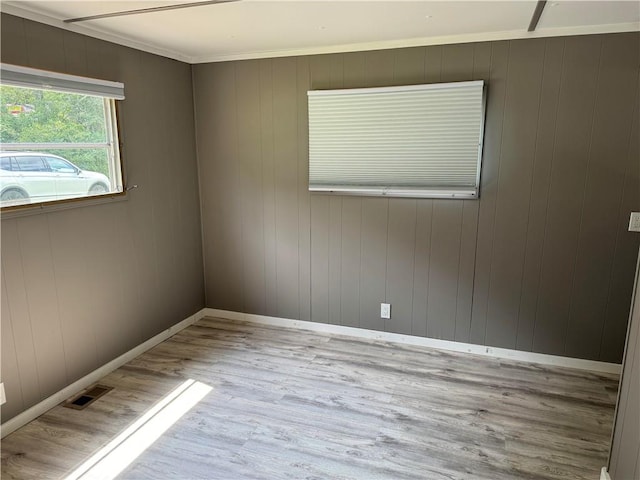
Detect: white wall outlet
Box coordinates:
(0, 383, 6, 405)
(381, 303, 391, 319)
(629, 212, 640, 233)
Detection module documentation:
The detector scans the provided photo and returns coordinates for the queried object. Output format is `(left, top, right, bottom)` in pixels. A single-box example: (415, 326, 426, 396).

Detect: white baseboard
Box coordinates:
(204, 308, 622, 375)
(601, 467, 611, 480)
(0, 308, 208, 439)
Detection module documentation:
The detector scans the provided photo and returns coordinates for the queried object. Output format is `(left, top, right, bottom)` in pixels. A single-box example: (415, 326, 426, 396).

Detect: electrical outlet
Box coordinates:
(629, 212, 640, 233)
(381, 303, 391, 319)
(0, 383, 6, 405)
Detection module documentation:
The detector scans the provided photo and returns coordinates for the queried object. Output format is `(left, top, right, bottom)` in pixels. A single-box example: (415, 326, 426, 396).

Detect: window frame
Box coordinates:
(0, 63, 126, 212)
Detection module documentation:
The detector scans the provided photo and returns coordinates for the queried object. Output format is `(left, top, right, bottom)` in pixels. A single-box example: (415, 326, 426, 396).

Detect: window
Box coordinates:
(307, 81, 486, 199)
(0, 63, 125, 208)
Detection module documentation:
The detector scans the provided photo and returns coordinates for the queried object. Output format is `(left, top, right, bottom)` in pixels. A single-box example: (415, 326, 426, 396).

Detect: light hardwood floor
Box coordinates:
(1, 316, 619, 480)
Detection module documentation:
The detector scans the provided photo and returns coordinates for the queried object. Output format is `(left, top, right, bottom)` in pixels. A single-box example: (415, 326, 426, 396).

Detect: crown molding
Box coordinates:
(0, 2, 191, 63)
(2, 2, 638, 65)
(190, 21, 640, 63)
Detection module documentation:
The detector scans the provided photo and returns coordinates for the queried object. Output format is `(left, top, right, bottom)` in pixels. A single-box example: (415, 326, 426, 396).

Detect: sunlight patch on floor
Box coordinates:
(65, 379, 212, 480)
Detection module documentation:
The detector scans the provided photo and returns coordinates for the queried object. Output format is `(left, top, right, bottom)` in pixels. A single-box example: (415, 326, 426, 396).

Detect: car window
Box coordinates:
(0, 156, 12, 171)
(46, 157, 77, 173)
(14, 156, 49, 172)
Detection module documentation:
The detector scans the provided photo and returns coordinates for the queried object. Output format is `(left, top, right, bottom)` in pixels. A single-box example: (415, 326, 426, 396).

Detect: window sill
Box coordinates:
(0, 191, 128, 220)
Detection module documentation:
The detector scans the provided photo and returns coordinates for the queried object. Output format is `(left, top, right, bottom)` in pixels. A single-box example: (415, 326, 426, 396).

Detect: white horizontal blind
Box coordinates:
(308, 81, 485, 198)
(1, 63, 125, 99)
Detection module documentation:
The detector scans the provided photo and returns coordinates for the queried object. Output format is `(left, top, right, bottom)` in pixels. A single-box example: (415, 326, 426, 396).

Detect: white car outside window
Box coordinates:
(0, 152, 111, 206)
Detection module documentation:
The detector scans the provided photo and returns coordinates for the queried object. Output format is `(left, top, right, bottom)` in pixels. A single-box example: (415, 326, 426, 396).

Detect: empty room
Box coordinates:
(1, 1, 639, 479)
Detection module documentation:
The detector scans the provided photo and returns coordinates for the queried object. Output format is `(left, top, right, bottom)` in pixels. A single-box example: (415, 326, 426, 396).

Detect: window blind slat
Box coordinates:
(308, 80, 485, 199)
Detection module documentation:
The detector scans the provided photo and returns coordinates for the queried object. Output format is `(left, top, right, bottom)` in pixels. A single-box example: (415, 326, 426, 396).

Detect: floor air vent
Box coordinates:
(64, 384, 113, 410)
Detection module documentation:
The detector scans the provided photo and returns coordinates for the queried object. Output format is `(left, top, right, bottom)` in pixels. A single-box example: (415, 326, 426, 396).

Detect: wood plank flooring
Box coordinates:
(1, 316, 619, 480)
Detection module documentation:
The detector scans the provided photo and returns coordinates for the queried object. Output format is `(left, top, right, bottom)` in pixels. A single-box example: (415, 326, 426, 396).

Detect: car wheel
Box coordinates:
(1, 188, 29, 202)
(88, 183, 108, 195)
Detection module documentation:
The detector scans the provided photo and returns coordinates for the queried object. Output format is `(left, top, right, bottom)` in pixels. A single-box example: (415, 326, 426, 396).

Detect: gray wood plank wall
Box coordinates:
(0, 14, 205, 422)
(194, 32, 640, 364)
(609, 248, 640, 480)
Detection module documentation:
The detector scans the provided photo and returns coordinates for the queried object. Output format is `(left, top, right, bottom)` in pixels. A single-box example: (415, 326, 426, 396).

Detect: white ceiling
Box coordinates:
(2, 1, 639, 63)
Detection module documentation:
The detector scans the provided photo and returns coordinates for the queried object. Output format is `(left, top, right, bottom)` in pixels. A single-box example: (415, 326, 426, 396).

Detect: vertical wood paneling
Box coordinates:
(200, 62, 243, 312)
(340, 197, 362, 328)
(516, 37, 565, 352)
(148, 55, 185, 330)
(440, 43, 474, 82)
(565, 35, 639, 360)
(0, 14, 27, 64)
(23, 20, 65, 71)
(472, 43, 492, 81)
(80, 206, 132, 364)
(161, 57, 197, 325)
(485, 39, 545, 349)
(438, 43, 478, 343)
(427, 201, 464, 340)
(122, 49, 165, 330)
(364, 49, 395, 88)
(15, 216, 67, 397)
(392, 47, 425, 85)
(113, 202, 145, 351)
(1, 266, 24, 421)
(386, 199, 417, 335)
(190, 35, 636, 364)
(330, 54, 344, 88)
(424, 45, 442, 83)
(47, 209, 99, 381)
(359, 199, 388, 332)
(84, 36, 120, 80)
(297, 57, 312, 321)
(470, 41, 510, 345)
(2, 13, 205, 423)
(189, 33, 640, 366)
(533, 36, 602, 355)
(328, 197, 342, 325)
(455, 201, 479, 342)
(310, 195, 330, 324)
(272, 57, 300, 320)
(136, 56, 169, 329)
(411, 201, 434, 337)
(342, 52, 366, 88)
(259, 59, 278, 317)
(166, 62, 203, 320)
(61, 30, 88, 76)
(1, 219, 41, 409)
(309, 54, 337, 90)
(453, 42, 491, 343)
(236, 60, 267, 315)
